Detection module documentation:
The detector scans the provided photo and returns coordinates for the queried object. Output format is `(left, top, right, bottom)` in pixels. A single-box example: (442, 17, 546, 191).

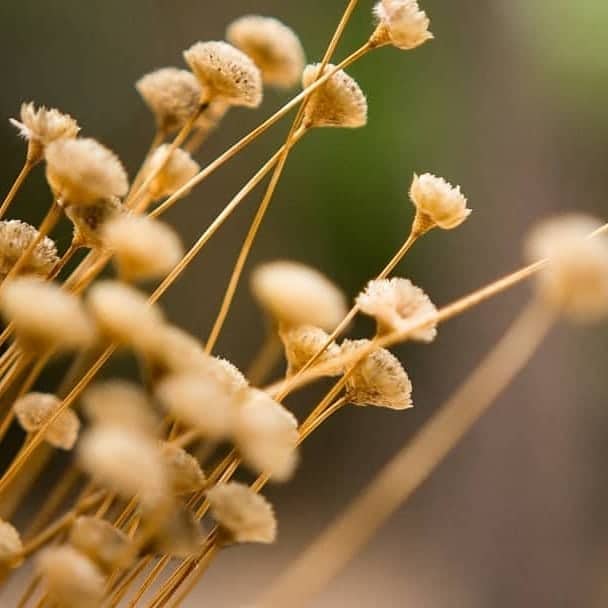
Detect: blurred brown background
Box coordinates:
(1, 1, 608, 606)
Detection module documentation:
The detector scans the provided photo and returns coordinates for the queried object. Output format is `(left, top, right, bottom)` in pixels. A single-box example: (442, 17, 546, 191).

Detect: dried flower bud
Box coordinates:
(207, 482, 277, 545)
(0, 220, 58, 279)
(146, 503, 204, 558)
(0, 519, 23, 568)
(69, 517, 133, 572)
(356, 277, 437, 341)
(14, 392, 80, 450)
(78, 427, 168, 508)
(143, 145, 200, 200)
(45, 138, 129, 206)
(37, 546, 104, 608)
(160, 442, 206, 495)
(342, 339, 413, 410)
(372, 0, 433, 50)
(234, 388, 299, 482)
(102, 214, 183, 282)
(227, 16, 305, 89)
(86, 280, 165, 352)
(136, 68, 202, 134)
(301, 64, 367, 129)
(279, 325, 343, 377)
(251, 261, 348, 331)
(214, 357, 250, 393)
(65, 196, 123, 249)
(0, 278, 96, 353)
(183, 41, 263, 108)
(526, 214, 608, 322)
(409, 173, 471, 232)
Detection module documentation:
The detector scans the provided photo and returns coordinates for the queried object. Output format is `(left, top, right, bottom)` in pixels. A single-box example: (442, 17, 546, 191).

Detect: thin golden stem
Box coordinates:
(127, 556, 171, 607)
(0, 160, 34, 220)
(0, 354, 30, 403)
(16, 574, 41, 608)
(47, 241, 79, 281)
(184, 128, 210, 154)
(128, 129, 167, 199)
(106, 556, 152, 608)
(246, 330, 283, 386)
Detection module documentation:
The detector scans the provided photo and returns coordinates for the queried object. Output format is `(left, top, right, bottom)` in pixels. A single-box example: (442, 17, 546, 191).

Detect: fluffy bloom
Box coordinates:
(45, 138, 129, 205)
(227, 16, 305, 89)
(0, 278, 96, 352)
(147, 503, 204, 558)
(409, 173, 471, 231)
(65, 196, 123, 249)
(183, 41, 263, 108)
(525, 214, 608, 322)
(207, 482, 277, 545)
(372, 0, 433, 50)
(234, 388, 299, 482)
(342, 339, 413, 410)
(356, 277, 437, 340)
(251, 260, 348, 331)
(160, 442, 207, 495)
(143, 145, 200, 200)
(0, 220, 58, 278)
(102, 214, 184, 282)
(279, 325, 343, 376)
(0, 520, 23, 568)
(302, 64, 367, 129)
(14, 392, 80, 450)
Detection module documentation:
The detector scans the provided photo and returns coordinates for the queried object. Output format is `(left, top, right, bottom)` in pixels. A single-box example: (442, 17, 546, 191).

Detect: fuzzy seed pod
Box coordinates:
(146, 503, 205, 558)
(102, 214, 184, 282)
(372, 0, 433, 50)
(45, 138, 129, 206)
(14, 392, 80, 450)
(234, 388, 299, 482)
(65, 196, 123, 249)
(0, 278, 96, 353)
(0, 220, 58, 279)
(356, 277, 437, 341)
(302, 64, 367, 129)
(279, 325, 343, 377)
(207, 482, 277, 545)
(526, 214, 608, 322)
(37, 546, 105, 608)
(342, 339, 413, 410)
(136, 67, 202, 134)
(251, 260, 348, 331)
(0, 519, 23, 568)
(160, 442, 207, 495)
(144, 145, 200, 200)
(183, 41, 263, 108)
(227, 16, 305, 89)
(409, 173, 471, 231)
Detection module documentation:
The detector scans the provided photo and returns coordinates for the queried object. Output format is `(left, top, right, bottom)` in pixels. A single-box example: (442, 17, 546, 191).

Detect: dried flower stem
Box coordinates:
(246, 330, 283, 385)
(0, 160, 35, 220)
(128, 129, 167, 200)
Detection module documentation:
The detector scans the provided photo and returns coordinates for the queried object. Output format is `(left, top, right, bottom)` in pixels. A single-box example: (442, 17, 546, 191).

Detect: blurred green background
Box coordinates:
(1, 1, 608, 606)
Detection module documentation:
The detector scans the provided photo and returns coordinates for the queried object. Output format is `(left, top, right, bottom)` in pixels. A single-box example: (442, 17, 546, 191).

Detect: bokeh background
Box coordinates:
(1, 1, 608, 606)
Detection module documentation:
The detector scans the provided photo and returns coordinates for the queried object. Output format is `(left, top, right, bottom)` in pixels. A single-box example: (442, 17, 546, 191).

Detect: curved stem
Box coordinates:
(246, 330, 283, 386)
(0, 160, 34, 220)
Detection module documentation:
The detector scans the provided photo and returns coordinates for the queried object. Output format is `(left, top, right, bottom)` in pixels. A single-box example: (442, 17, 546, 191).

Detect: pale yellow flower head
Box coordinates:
(0, 220, 58, 278)
(144, 144, 200, 200)
(65, 196, 124, 249)
(0, 520, 23, 568)
(279, 324, 343, 377)
(372, 0, 433, 50)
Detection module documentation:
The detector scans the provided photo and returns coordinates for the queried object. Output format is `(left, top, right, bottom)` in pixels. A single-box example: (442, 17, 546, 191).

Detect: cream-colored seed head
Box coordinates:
(251, 260, 348, 331)
(37, 546, 105, 608)
(525, 214, 608, 322)
(195, 100, 230, 132)
(356, 277, 438, 341)
(144, 145, 200, 200)
(342, 339, 413, 410)
(227, 16, 305, 89)
(0, 278, 96, 353)
(0, 519, 23, 568)
(14, 392, 80, 450)
(234, 388, 299, 482)
(0, 220, 58, 278)
(409, 173, 471, 231)
(86, 280, 165, 352)
(45, 138, 129, 206)
(279, 325, 343, 377)
(102, 214, 184, 282)
(302, 64, 367, 129)
(136, 67, 202, 133)
(149, 503, 204, 558)
(160, 442, 206, 495)
(372, 0, 433, 50)
(65, 196, 123, 249)
(214, 357, 250, 393)
(183, 41, 263, 108)
(207, 482, 277, 545)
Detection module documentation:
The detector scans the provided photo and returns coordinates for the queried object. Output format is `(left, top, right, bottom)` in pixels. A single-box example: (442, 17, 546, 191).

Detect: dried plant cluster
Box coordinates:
(0, 1, 605, 607)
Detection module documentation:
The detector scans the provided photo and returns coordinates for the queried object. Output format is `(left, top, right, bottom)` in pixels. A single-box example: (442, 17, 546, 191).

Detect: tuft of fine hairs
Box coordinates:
(372, 0, 434, 50)
(279, 324, 343, 376)
(144, 144, 201, 201)
(160, 442, 207, 495)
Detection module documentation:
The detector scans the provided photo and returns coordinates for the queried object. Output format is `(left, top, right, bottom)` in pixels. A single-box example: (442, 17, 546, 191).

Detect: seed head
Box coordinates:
(207, 482, 277, 545)
(183, 41, 263, 108)
(234, 388, 299, 482)
(160, 442, 207, 495)
(147, 503, 205, 558)
(279, 325, 343, 377)
(302, 64, 367, 129)
(0, 220, 58, 278)
(14, 392, 80, 450)
(356, 277, 437, 340)
(0, 519, 23, 568)
(526, 214, 608, 322)
(227, 16, 305, 89)
(144, 145, 200, 200)
(342, 339, 413, 410)
(251, 260, 348, 331)
(372, 0, 433, 50)
(0, 277, 96, 353)
(194, 100, 230, 133)
(65, 196, 123, 249)
(409, 173, 471, 231)
(102, 214, 184, 282)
